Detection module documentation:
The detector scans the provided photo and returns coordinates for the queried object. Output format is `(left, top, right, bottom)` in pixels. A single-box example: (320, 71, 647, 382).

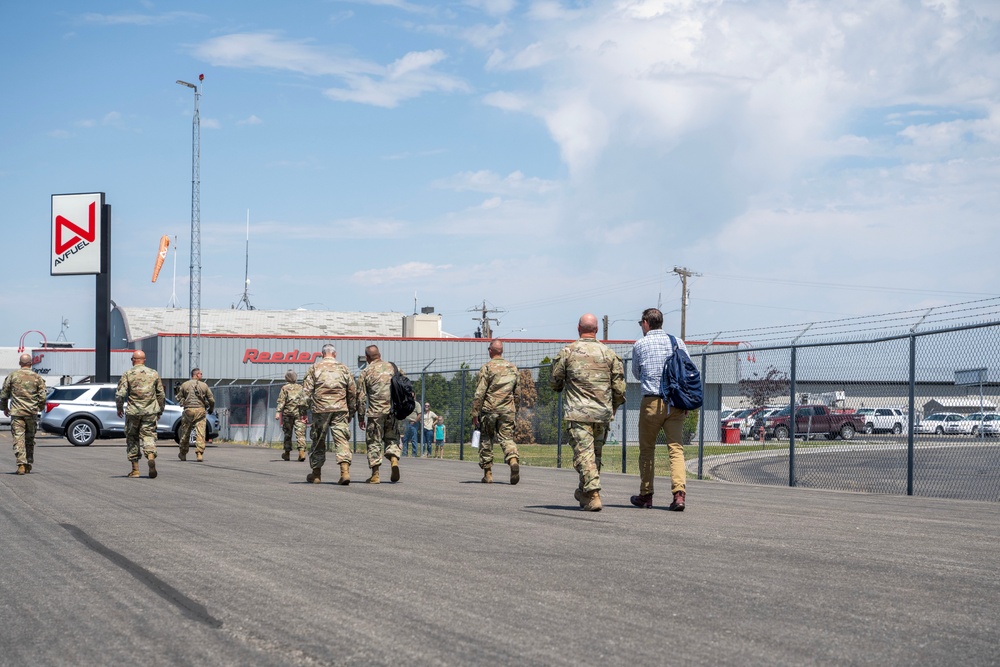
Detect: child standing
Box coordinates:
(434, 416, 446, 459)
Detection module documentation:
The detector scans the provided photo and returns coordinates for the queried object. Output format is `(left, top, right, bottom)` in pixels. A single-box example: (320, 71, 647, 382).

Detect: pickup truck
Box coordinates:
(762, 405, 866, 441)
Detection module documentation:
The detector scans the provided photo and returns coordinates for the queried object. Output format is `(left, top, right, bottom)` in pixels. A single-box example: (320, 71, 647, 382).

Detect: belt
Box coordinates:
(643, 394, 661, 398)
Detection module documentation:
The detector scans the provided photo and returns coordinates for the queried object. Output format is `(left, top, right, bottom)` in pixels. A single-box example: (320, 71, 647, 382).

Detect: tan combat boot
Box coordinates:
(574, 487, 585, 507)
(281, 450, 290, 461)
(196, 452, 203, 462)
(338, 461, 350, 486)
(128, 461, 140, 478)
(16, 464, 26, 475)
(481, 465, 493, 484)
(366, 465, 380, 484)
(147, 453, 157, 479)
(298, 450, 306, 462)
(24, 463, 32, 474)
(581, 489, 602, 512)
(389, 456, 400, 483)
(178, 449, 187, 461)
(509, 458, 520, 485)
(307, 467, 322, 483)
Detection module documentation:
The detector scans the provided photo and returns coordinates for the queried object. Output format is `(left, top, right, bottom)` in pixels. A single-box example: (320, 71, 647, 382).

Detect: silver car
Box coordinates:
(40, 383, 219, 446)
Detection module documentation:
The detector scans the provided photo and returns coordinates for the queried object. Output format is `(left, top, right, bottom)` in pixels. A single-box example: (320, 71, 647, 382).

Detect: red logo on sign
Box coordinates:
(55, 201, 97, 254)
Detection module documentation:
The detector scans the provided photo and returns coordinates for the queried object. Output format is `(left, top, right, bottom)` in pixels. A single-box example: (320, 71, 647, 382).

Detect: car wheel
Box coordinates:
(970, 426, 978, 436)
(66, 418, 97, 446)
(864, 423, 874, 435)
(935, 426, 944, 435)
(840, 424, 855, 440)
(891, 424, 903, 435)
(774, 425, 789, 440)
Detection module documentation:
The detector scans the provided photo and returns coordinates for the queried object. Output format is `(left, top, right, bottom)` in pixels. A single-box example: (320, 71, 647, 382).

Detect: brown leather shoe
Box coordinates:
(630, 493, 653, 508)
(668, 490, 686, 512)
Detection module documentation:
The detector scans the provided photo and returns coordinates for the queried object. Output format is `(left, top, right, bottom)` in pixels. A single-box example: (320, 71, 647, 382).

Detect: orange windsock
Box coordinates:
(152, 235, 170, 282)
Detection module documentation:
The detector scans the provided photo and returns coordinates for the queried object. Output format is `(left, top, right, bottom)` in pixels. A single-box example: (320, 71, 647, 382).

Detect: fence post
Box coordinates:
(419, 371, 426, 455)
(907, 334, 916, 496)
(789, 346, 797, 487)
(556, 391, 563, 468)
(698, 352, 706, 479)
(621, 358, 628, 474)
(459, 369, 467, 461)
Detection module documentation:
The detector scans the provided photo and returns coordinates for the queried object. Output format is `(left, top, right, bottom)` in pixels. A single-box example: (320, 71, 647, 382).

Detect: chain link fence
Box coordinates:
(209, 321, 1000, 502)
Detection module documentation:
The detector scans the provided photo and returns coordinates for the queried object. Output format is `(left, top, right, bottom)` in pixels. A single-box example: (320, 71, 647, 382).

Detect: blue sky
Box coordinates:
(2, 0, 999, 348)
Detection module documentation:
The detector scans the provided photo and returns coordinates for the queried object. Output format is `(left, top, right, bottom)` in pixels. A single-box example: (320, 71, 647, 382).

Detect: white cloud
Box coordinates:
(81, 11, 206, 26)
(433, 169, 559, 195)
(336, 0, 430, 13)
(201, 118, 221, 129)
(48, 129, 72, 139)
(324, 49, 468, 107)
(350, 262, 453, 286)
(238, 115, 263, 125)
(464, 0, 516, 17)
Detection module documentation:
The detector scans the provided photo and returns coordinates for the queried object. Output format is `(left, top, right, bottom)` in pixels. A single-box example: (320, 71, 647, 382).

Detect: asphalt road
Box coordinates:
(2, 433, 999, 666)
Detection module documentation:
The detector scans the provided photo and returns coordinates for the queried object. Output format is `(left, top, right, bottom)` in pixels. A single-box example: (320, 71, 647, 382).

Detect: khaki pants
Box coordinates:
(638, 396, 686, 495)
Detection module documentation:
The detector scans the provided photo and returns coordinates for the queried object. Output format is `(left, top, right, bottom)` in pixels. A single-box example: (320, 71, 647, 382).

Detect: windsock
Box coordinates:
(152, 235, 170, 282)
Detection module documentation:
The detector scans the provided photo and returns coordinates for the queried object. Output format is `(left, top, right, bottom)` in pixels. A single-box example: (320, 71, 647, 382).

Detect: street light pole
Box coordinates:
(177, 76, 202, 369)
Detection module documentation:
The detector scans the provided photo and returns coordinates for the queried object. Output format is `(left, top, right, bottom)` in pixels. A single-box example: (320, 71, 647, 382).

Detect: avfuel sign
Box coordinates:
(51, 192, 105, 275)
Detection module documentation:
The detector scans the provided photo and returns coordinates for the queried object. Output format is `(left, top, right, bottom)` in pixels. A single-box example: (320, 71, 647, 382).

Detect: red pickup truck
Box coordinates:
(762, 405, 866, 441)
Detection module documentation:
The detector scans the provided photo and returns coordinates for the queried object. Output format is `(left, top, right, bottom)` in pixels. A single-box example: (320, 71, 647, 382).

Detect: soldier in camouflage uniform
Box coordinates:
(175, 367, 215, 462)
(357, 344, 402, 484)
(116, 350, 166, 479)
(302, 344, 358, 485)
(274, 370, 308, 462)
(471, 339, 521, 485)
(0, 354, 48, 475)
(551, 314, 626, 511)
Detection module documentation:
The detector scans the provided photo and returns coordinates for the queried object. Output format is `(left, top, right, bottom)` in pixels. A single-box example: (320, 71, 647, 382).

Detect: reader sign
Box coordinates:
(51, 192, 104, 275)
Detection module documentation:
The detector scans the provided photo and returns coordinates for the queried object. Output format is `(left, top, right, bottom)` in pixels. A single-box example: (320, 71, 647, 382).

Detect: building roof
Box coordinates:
(925, 397, 998, 409)
(113, 306, 404, 342)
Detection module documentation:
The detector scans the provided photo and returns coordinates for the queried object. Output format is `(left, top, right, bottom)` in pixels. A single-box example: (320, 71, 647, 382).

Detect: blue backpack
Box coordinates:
(659, 334, 703, 410)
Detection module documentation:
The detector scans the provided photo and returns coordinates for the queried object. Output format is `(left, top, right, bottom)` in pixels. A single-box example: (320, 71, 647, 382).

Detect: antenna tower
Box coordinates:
(177, 74, 203, 369)
(56, 317, 70, 342)
(235, 209, 255, 310)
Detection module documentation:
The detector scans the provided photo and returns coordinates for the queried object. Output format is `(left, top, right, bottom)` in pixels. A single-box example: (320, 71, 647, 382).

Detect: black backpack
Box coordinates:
(659, 334, 703, 410)
(389, 362, 416, 420)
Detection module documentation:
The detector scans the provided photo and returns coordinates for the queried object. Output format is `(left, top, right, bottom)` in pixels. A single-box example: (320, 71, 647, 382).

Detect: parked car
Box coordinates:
(915, 413, 965, 435)
(40, 383, 220, 446)
(979, 413, 1000, 437)
(955, 412, 998, 435)
(743, 407, 784, 438)
(856, 407, 909, 434)
(763, 405, 866, 440)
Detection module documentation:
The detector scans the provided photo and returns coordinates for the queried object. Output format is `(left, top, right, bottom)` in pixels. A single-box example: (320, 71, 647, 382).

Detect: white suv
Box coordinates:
(857, 407, 908, 434)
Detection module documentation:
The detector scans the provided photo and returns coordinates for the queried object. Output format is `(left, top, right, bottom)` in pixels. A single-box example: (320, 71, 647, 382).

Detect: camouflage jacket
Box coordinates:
(0, 368, 47, 417)
(276, 382, 305, 416)
(358, 359, 395, 419)
(176, 379, 215, 412)
(116, 364, 166, 416)
(302, 358, 357, 416)
(471, 357, 520, 418)
(550, 337, 626, 423)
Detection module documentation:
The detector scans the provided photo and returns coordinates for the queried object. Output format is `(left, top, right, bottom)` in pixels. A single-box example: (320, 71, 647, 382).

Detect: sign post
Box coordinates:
(51, 193, 111, 382)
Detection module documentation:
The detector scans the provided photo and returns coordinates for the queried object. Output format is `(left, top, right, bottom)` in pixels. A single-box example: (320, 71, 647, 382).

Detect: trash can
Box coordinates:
(723, 426, 741, 444)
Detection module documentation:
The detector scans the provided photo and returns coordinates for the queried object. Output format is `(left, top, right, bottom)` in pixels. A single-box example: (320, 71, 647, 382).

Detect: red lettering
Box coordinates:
(243, 349, 259, 363)
(32, 354, 45, 365)
(272, 351, 285, 362)
(258, 351, 271, 362)
(297, 352, 312, 363)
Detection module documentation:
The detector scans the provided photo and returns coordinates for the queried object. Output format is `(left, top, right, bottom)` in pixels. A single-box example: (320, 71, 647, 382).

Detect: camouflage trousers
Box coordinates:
(178, 407, 207, 456)
(309, 411, 352, 470)
(478, 412, 519, 469)
(365, 413, 401, 468)
(11, 416, 38, 466)
(125, 414, 159, 462)
(281, 411, 307, 453)
(566, 420, 610, 493)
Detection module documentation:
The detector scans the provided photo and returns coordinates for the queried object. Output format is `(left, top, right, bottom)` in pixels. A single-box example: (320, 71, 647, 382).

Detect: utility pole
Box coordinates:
(672, 266, 701, 339)
(603, 315, 609, 341)
(468, 300, 504, 339)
